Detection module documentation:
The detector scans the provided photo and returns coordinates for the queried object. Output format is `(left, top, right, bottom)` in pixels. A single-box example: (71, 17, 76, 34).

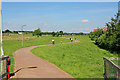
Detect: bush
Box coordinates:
(33, 28, 42, 37)
(89, 13, 120, 53)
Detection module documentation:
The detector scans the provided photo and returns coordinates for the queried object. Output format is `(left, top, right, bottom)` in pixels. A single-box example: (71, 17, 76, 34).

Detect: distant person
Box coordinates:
(61, 40, 62, 44)
(52, 40, 55, 44)
(70, 38, 71, 40)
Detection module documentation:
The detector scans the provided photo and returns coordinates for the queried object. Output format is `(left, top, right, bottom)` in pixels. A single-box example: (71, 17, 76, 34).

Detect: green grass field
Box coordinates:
(31, 35, 118, 78)
(3, 34, 70, 73)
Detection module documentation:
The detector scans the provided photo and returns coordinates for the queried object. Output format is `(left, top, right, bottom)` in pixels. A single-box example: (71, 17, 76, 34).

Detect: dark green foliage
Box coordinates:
(63, 32, 68, 35)
(56, 31, 59, 37)
(89, 13, 120, 53)
(33, 28, 42, 37)
(79, 32, 84, 35)
(3, 30, 33, 34)
(52, 32, 56, 37)
(63, 32, 87, 35)
(89, 29, 104, 41)
(5, 29, 12, 33)
(41, 32, 52, 35)
(54, 31, 63, 37)
(59, 31, 63, 36)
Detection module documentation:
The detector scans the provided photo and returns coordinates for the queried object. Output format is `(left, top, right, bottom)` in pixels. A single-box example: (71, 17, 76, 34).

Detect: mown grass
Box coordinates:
(31, 35, 118, 78)
(3, 34, 70, 73)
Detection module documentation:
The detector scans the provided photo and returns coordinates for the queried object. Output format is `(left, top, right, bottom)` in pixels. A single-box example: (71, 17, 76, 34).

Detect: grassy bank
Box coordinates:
(31, 35, 117, 78)
(3, 34, 70, 73)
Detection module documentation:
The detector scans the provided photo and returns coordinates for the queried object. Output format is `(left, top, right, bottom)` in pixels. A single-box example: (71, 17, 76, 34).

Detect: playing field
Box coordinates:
(31, 35, 118, 78)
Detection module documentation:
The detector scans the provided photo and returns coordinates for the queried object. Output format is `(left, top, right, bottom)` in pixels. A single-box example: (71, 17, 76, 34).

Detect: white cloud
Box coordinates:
(81, 20, 89, 23)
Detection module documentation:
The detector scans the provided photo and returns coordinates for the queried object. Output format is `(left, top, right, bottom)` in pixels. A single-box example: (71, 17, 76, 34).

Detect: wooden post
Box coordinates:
(105, 61, 109, 78)
(103, 57, 120, 80)
(118, 71, 120, 80)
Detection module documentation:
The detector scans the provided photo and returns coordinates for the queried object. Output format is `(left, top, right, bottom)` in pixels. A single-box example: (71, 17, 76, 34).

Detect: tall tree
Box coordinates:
(33, 28, 42, 37)
(52, 32, 56, 37)
(5, 29, 11, 33)
(59, 31, 63, 36)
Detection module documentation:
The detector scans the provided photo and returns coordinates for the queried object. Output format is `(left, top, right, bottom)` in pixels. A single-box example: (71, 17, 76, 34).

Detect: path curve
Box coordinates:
(13, 38, 80, 78)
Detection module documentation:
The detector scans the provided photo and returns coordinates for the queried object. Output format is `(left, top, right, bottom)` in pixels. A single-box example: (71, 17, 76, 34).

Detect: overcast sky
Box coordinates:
(2, 0, 120, 2)
(2, 2, 118, 33)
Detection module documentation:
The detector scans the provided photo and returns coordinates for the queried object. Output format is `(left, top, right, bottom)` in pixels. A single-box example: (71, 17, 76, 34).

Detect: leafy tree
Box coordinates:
(89, 28, 104, 41)
(79, 32, 84, 35)
(89, 13, 120, 53)
(5, 29, 12, 33)
(33, 28, 42, 37)
(56, 31, 59, 37)
(59, 31, 63, 36)
(63, 32, 68, 35)
(52, 32, 56, 37)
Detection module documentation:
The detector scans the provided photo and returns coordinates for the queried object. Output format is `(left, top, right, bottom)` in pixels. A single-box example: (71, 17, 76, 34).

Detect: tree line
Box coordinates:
(32, 28, 88, 37)
(89, 13, 120, 53)
(3, 28, 88, 37)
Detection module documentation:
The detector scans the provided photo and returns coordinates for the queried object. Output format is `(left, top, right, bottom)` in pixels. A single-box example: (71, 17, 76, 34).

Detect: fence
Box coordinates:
(103, 57, 120, 80)
(0, 56, 10, 79)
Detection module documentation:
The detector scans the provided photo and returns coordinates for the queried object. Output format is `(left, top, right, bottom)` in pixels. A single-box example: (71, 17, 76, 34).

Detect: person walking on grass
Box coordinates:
(71, 39, 73, 42)
(61, 40, 62, 44)
(52, 40, 55, 44)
